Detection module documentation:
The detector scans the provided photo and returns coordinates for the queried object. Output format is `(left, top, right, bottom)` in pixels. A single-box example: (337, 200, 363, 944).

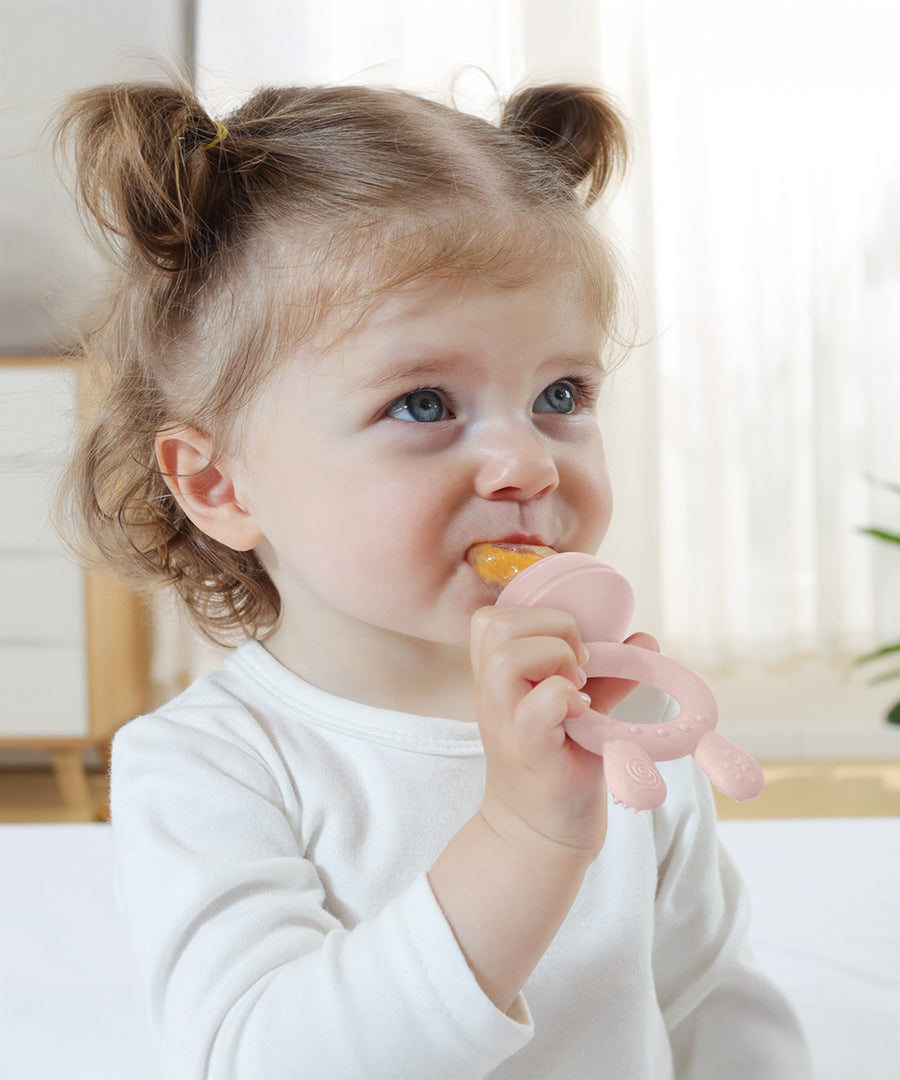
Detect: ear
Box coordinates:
(155, 428, 263, 552)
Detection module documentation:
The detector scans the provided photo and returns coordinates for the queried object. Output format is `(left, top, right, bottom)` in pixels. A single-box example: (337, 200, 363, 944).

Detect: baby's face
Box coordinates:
(231, 268, 613, 671)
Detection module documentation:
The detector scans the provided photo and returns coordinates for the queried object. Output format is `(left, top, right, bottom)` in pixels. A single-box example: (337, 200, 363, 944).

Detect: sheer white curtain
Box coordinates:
(156, 1, 900, 718)
(195, 0, 527, 113)
(594, 0, 900, 674)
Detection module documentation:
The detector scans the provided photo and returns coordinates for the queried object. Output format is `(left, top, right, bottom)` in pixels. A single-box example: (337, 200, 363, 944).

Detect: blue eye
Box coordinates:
(387, 388, 452, 423)
(534, 381, 578, 415)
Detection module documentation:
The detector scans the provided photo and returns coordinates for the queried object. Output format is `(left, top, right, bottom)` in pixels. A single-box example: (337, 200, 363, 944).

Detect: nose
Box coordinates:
(473, 422, 560, 501)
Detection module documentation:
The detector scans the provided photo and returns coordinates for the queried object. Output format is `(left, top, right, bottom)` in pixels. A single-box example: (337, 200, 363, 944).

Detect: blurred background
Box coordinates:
(2, 0, 900, 820)
(2, 8, 899, 1078)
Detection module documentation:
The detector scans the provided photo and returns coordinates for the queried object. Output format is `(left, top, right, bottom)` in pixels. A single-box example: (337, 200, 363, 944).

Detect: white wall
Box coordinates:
(0, 0, 189, 353)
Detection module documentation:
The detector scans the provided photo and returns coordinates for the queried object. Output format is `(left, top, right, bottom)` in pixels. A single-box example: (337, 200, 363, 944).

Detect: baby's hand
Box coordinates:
(470, 604, 609, 860)
(431, 612, 659, 1011)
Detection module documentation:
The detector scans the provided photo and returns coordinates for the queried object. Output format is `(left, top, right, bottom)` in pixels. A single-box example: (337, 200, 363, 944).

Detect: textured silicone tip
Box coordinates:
(467, 542, 556, 598)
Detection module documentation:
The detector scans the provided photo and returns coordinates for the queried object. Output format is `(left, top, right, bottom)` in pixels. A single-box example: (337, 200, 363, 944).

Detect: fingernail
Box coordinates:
(578, 644, 591, 666)
(578, 691, 592, 706)
(575, 666, 588, 689)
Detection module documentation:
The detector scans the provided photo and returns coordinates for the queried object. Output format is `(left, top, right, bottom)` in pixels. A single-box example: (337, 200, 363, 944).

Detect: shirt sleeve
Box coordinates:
(110, 714, 532, 1080)
(651, 759, 813, 1079)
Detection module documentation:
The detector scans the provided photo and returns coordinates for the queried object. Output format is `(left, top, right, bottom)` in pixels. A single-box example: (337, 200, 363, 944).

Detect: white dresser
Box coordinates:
(0, 357, 148, 817)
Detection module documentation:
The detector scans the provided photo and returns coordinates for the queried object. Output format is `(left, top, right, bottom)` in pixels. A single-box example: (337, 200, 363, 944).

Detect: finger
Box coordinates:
(624, 631, 660, 653)
(470, 604, 587, 677)
(482, 634, 585, 706)
(512, 675, 591, 757)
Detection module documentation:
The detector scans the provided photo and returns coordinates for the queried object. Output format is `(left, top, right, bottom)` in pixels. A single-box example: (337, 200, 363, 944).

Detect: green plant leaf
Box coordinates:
(887, 701, 900, 725)
(856, 642, 900, 665)
(857, 475, 900, 682)
(865, 473, 900, 498)
(870, 668, 900, 685)
(858, 527, 900, 546)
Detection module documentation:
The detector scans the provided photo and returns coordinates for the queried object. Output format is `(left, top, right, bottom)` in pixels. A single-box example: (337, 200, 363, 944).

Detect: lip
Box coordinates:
(486, 534, 552, 548)
(464, 536, 559, 564)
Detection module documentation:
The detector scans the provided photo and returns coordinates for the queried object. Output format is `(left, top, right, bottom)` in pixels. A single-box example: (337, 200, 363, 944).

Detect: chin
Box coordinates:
(423, 613, 477, 652)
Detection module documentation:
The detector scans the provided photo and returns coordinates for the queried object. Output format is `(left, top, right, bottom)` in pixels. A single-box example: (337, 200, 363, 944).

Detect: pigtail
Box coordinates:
(54, 80, 235, 274)
(52, 79, 282, 645)
(500, 85, 629, 206)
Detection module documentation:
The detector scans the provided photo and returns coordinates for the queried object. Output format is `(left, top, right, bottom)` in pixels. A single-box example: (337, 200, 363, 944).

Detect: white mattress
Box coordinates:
(1, 818, 898, 1079)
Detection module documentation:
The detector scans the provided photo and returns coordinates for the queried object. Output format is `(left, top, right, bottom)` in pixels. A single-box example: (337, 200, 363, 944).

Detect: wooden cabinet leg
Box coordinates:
(50, 750, 93, 820)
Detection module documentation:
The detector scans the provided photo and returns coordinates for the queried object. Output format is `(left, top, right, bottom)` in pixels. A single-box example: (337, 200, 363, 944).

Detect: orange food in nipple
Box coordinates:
(467, 542, 555, 593)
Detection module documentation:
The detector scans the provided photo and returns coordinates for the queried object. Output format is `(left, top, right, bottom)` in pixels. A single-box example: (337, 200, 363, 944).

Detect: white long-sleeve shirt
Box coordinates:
(111, 640, 811, 1079)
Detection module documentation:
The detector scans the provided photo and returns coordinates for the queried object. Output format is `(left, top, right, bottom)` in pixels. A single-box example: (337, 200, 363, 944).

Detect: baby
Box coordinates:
(54, 77, 811, 1077)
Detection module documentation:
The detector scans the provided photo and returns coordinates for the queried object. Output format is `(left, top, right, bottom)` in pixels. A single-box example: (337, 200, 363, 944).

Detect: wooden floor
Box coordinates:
(713, 759, 900, 818)
(2, 760, 900, 823)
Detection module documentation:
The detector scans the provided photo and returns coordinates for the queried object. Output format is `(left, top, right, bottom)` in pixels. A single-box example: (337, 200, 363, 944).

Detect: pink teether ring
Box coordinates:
(494, 552, 765, 812)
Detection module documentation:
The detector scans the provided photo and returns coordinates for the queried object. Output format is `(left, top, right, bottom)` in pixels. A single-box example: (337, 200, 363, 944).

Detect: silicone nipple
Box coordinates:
(468, 542, 556, 598)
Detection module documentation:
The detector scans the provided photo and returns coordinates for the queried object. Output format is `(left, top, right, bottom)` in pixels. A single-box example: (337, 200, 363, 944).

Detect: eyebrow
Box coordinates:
(352, 351, 603, 394)
(352, 355, 469, 392)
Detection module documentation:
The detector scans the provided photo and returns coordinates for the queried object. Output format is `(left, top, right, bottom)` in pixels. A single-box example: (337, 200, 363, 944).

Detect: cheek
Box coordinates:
(308, 468, 449, 579)
(571, 447, 614, 543)
(596, 483, 614, 542)
(308, 518, 460, 638)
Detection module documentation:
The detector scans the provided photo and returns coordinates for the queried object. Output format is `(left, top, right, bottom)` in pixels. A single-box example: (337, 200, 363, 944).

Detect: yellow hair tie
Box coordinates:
(202, 121, 228, 150)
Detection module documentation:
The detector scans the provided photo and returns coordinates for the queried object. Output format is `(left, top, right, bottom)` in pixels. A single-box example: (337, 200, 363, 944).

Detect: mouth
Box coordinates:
(466, 539, 557, 595)
(491, 533, 552, 548)
(466, 533, 558, 558)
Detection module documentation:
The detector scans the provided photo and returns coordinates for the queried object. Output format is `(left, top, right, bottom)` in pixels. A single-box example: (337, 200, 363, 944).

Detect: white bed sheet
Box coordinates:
(0, 818, 898, 1080)
(0, 823, 154, 1080)
(718, 817, 900, 1080)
